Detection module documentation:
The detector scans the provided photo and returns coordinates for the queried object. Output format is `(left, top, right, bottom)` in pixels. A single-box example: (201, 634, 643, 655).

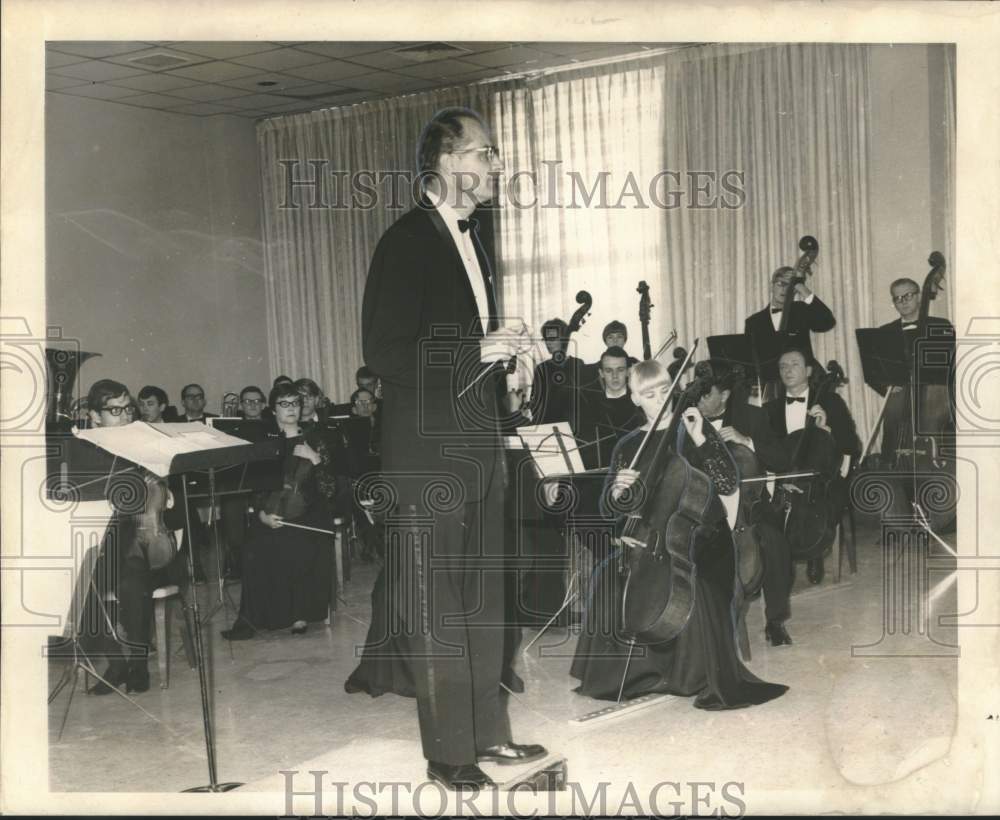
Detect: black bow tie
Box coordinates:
(785, 396, 806, 404)
(458, 218, 479, 234)
(770, 307, 783, 314)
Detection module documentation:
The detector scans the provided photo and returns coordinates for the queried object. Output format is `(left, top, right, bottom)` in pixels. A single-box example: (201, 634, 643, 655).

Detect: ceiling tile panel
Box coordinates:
(45, 50, 89, 69)
(164, 60, 264, 83)
(103, 46, 211, 71)
(231, 47, 330, 72)
(217, 72, 314, 92)
(49, 60, 149, 82)
(106, 73, 202, 93)
(115, 92, 194, 108)
(165, 102, 247, 116)
(395, 58, 483, 79)
(295, 42, 399, 59)
(44, 73, 90, 91)
(169, 42, 284, 59)
(215, 93, 301, 110)
(166, 84, 257, 102)
(283, 59, 374, 83)
(52, 84, 144, 101)
(46, 42, 153, 59)
(462, 45, 558, 68)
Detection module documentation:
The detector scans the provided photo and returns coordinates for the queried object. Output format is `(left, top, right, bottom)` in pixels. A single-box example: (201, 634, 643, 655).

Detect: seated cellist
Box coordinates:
(569, 359, 788, 709)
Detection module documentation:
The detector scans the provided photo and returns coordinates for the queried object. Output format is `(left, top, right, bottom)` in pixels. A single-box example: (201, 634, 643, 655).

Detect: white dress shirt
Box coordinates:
(432, 197, 491, 335)
(769, 291, 815, 331)
(784, 387, 809, 433)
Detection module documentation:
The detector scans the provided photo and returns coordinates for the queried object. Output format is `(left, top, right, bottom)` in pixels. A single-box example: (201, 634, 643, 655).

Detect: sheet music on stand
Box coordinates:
(72, 422, 255, 478)
(507, 421, 589, 479)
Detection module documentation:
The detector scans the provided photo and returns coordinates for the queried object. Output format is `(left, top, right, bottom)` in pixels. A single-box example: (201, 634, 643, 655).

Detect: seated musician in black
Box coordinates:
(83, 380, 188, 694)
(745, 266, 835, 367)
(683, 359, 798, 646)
(576, 346, 643, 469)
(527, 317, 586, 430)
(764, 349, 861, 585)
(136, 385, 168, 424)
(570, 360, 788, 708)
(176, 383, 218, 423)
(222, 382, 337, 639)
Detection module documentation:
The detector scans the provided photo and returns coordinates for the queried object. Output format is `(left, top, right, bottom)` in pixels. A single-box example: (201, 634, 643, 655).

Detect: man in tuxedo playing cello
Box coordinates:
(764, 349, 861, 585)
(745, 266, 836, 386)
(686, 359, 798, 646)
(362, 107, 545, 791)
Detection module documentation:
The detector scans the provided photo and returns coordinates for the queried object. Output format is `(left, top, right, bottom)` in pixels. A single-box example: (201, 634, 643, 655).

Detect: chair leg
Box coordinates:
(832, 522, 842, 584)
(846, 507, 858, 573)
(736, 601, 752, 662)
(154, 597, 169, 689)
(177, 596, 196, 669)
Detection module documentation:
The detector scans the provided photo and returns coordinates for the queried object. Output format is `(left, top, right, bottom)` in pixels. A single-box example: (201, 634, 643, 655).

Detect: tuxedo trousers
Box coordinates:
(389, 454, 511, 766)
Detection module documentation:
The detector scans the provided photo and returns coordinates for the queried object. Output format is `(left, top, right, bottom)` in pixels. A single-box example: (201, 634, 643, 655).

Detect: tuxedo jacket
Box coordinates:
(176, 412, 218, 424)
(718, 399, 791, 474)
(744, 297, 836, 367)
(361, 203, 503, 506)
(764, 388, 861, 461)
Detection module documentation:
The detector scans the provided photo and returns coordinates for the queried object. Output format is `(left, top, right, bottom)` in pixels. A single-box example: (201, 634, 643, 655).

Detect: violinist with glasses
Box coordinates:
(81, 380, 188, 695)
(222, 382, 338, 640)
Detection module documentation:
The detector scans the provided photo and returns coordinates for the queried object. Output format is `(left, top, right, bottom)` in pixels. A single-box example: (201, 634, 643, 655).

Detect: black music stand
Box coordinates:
(70, 423, 283, 793)
(708, 333, 761, 384)
(856, 327, 909, 394)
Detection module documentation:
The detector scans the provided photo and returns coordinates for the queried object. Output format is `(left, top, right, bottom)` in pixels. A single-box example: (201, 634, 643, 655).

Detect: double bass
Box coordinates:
(637, 281, 653, 361)
(758, 235, 820, 402)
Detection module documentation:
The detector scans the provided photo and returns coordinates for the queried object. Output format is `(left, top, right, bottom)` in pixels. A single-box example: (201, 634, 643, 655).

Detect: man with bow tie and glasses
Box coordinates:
(744, 266, 837, 386)
(361, 107, 545, 791)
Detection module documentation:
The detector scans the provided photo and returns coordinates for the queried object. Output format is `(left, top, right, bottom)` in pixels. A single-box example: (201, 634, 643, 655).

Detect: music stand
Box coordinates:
(72, 422, 283, 792)
(855, 327, 910, 393)
(708, 333, 761, 383)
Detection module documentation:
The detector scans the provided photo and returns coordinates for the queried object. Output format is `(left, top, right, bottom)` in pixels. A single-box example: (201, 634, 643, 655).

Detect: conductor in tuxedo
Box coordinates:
(745, 266, 836, 378)
(361, 108, 545, 790)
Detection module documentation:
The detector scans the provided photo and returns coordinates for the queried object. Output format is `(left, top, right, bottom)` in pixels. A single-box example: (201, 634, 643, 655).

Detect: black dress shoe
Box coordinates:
(126, 660, 150, 693)
(765, 621, 793, 647)
(807, 557, 825, 585)
(426, 761, 495, 790)
(90, 659, 128, 695)
(476, 742, 547, 766)
(221, 618, 255, 641)
(502, 669, 525, 693)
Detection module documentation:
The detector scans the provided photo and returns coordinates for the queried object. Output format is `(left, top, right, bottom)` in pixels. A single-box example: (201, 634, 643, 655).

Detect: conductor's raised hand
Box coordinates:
(480, 321, 533, 362)
(259, 510, 285, 529)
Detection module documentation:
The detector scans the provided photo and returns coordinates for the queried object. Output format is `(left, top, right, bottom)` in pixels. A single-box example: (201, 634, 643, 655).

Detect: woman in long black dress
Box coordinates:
(570, 359, 787, 709)
(223, 383, 336, 638)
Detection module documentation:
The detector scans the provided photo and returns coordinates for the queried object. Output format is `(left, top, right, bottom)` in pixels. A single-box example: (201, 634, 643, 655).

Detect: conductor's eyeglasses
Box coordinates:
(452, 145, 500, 162)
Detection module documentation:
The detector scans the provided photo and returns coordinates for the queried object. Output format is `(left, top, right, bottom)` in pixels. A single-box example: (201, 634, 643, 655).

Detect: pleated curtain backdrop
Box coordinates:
(256, 43, 939, 447)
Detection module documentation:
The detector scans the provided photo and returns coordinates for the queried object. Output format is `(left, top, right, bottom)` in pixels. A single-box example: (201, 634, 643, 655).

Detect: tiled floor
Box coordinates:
(47, 514, 964, 812)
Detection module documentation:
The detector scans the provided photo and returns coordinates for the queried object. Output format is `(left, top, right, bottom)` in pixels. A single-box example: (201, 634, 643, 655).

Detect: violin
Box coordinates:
(771, 360, 844, 561)
(134, 473, 176, 570)
(637, 281, 653, 361)
(262, 425, 325, 521)
(615, 345, 716, 644)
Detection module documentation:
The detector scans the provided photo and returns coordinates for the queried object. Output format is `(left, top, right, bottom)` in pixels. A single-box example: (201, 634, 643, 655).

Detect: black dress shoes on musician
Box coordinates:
(90, 659, 129, 695)
(221, 617, 255, 641)
(476, 742, 548, 766)
(91, 658, 149, 694)
(765, 621, 793, 647)
(502, 669, 525, 693)
(806, 557, 825, 585)
(126, 660, 150, 693)
(427, 761, 496, 790)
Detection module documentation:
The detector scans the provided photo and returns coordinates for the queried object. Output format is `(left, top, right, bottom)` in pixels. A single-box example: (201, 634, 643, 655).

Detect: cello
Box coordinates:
(614, 344, 719, 645)
(771, 361, 845, 562)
